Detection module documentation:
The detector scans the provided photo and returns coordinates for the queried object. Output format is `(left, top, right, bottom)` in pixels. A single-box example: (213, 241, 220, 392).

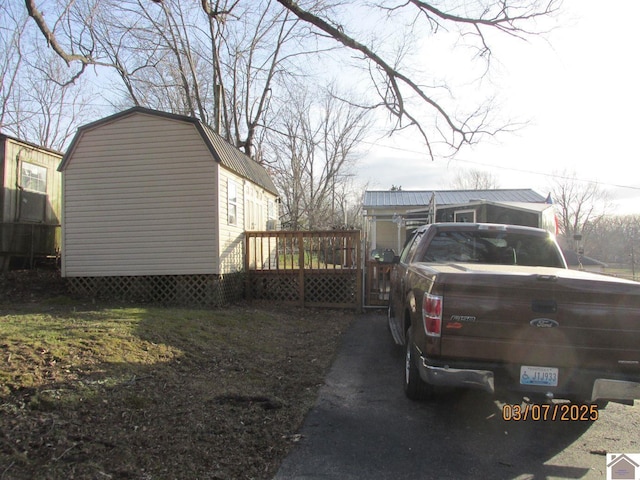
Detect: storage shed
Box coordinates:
(59, 107, 279, 304)
(1, 134, 62, 271)
(363, 189, 554, 257)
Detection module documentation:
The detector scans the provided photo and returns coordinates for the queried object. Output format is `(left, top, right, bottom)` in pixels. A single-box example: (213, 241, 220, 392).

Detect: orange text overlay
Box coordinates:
(502, 403, 598, 422)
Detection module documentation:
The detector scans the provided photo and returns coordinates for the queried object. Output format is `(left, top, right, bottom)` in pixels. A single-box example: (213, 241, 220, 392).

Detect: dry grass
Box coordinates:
(0, 271, 355, 479)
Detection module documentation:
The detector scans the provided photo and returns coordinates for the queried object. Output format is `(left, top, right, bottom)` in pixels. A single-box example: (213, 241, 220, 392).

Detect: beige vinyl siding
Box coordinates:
(218, 168, 245, 274)
(62, 113, 218, 277)
(243, 185, 279, 270)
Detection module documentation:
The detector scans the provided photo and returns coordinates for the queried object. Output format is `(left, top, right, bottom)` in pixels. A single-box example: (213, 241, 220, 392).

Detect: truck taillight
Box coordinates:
(422, 293, 442, 337)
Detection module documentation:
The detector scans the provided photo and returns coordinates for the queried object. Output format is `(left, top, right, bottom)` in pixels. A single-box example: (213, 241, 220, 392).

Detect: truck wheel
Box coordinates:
(404, 328, 433, 400)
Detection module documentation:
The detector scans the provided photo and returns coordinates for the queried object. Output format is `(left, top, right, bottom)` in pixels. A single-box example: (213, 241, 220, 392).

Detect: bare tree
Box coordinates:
(217, 2, 314, 158)
(1, 3, 93, 149)
(23, 0, 560, 159)
(79, 0, 319, 159)
(586, 215, 640, 270)
(269, 86, 371, 229)
(549, 170, 613, 243)
(0, 2, 28, 132)
(15, 52, 92, 150)
(331, 178, 368, 229)
(450, 168, 501, 190)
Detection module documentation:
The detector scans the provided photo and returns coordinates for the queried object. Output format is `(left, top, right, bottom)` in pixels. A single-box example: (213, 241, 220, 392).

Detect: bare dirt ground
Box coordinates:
(0, 270, 355, 480)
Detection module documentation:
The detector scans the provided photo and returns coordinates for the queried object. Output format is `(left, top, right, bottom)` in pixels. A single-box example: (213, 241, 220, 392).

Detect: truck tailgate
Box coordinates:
(437, 264, 640, 370)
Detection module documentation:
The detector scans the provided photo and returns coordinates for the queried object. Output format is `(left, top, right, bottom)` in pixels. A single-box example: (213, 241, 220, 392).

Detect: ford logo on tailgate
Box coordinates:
(530, 318, 559, 328)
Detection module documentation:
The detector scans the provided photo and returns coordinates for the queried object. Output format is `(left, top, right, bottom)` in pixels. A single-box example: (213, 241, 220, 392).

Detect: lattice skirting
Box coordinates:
(247, 271, 358, 308)
(304, 272, 357, 305)
(248, 274, 300, 303)
(67, 273, 245, 307)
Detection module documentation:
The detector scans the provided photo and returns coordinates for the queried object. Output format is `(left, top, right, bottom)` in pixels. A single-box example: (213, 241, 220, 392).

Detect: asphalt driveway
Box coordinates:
(273, 311, 640, 480)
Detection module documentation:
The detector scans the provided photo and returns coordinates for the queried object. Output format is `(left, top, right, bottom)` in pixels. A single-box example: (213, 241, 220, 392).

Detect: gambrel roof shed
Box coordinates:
(60, 107, 277, 195)
(58, 107, 278, 278)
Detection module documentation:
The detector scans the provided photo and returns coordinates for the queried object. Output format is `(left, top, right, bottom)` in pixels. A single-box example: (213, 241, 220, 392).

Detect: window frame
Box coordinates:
(454, 209, 476, 223)
(227, 180, 238, 226)
(21, 161, 47, 194)
(400, 230, 424, 264)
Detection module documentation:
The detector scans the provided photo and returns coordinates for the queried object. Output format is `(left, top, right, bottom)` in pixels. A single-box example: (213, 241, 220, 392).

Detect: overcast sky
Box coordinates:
(355, 0, 640, 214)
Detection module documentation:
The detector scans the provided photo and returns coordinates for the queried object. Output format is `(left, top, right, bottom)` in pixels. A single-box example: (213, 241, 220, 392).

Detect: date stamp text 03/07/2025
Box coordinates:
(502, 403, 599, 422)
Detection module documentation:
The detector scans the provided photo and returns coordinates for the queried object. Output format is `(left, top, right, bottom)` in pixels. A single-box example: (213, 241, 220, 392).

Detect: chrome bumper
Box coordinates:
(418, 354, 640, 404)
(418, 356, 495, 394)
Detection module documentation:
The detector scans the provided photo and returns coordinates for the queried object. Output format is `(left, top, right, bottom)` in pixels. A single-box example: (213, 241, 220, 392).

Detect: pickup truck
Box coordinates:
(388, 222, 640, 405)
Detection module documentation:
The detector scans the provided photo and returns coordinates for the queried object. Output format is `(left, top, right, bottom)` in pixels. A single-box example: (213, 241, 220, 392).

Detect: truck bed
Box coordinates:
(427, 264, 640, 371)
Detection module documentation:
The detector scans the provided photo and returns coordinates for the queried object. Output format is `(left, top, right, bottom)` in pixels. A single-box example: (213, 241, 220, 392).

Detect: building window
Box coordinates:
(266, 198, 278, 230)
(454, 209, 476, 223)
(228, 180, 237, 225)
(21, 162, 47, 193)
(245, 186, 257, 230)
(267, 199, 276, 221)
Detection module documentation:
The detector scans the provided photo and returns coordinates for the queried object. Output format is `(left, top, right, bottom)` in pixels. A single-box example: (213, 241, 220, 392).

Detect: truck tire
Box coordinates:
(386, 296, 405, 346)
(404, 327, 433, 400)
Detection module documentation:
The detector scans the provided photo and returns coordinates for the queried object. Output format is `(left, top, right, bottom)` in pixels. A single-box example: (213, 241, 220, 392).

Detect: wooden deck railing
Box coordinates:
(245, 230, 361, 309)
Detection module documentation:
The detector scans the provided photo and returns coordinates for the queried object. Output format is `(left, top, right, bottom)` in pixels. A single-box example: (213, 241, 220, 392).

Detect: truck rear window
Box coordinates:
(421, 231, 564, 267)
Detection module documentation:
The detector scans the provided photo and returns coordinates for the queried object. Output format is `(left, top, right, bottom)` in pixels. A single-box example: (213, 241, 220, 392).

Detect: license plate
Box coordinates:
(520, 366, 558, 387)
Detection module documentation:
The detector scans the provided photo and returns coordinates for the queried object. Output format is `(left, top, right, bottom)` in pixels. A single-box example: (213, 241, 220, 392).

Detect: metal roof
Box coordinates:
(1, 133, 64, 156)
(200, 126, 278, 196)
(363, 189, 547, 208)
(60, 107, 278, 196)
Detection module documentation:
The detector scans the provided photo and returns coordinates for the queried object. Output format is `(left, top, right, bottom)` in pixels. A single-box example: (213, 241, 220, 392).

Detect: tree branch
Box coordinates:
(273, 0, 489, 156)
(200, 0, 240, 19)
(275, 0, 559, 159)
(25, 0, 92, 66)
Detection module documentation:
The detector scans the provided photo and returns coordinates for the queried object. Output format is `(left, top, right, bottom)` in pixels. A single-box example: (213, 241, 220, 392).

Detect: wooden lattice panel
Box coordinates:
(67, 274, 244, 307)
(248, 273, 300, 303)
(247, 271, 358, 308)
(304, 272, 356, 307)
